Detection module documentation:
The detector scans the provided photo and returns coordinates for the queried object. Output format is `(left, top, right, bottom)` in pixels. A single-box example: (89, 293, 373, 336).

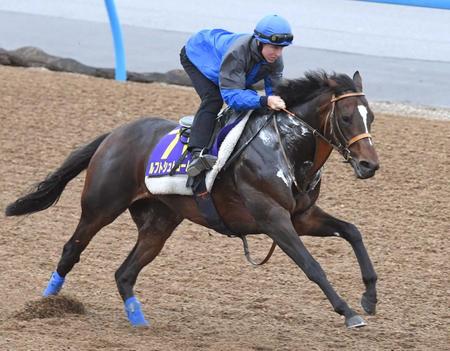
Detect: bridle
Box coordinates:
(282, 92, 372, 161)
(326, 92, 372, 160)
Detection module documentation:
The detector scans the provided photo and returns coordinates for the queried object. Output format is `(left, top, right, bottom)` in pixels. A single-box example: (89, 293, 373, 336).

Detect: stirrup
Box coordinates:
(187, 149, 217, 177)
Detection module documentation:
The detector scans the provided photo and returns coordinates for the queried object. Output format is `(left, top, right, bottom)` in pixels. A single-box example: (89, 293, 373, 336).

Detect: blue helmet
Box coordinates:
(254, 15, 293, 46)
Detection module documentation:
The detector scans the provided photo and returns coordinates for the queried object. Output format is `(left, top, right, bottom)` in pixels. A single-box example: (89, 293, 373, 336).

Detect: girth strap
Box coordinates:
(192, 176, 236, 236)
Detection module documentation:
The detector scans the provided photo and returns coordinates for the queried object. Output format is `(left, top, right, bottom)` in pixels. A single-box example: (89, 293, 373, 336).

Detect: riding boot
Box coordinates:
(187, 148, 217, 177)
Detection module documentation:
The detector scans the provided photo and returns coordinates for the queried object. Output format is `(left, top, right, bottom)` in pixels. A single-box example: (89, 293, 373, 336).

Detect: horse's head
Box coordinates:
(325, 71, 380, 179)
(276, 71, 380, 179)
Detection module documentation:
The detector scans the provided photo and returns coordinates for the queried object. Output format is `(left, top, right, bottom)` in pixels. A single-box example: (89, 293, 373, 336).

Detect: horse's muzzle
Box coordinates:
(351, 159, 380, 179)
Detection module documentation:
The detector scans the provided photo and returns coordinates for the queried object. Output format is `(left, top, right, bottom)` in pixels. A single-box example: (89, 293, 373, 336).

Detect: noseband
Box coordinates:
(282, 92, 372, 161)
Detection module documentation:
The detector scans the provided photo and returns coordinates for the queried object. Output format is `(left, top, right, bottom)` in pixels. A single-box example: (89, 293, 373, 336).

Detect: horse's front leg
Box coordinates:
(292, 205, 377, 315)
(261, 206, 367, 328)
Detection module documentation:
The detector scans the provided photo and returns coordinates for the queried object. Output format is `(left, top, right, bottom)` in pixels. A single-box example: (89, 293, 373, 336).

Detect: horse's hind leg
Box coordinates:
(43, 209, 123, 296)
(292, 205, 378, 315)
(43, 180, 130, 296)
(115, 198, 182, 327)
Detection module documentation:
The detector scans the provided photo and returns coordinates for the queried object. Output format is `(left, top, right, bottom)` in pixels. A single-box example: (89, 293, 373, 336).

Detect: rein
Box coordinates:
(241, 235, 277, 266)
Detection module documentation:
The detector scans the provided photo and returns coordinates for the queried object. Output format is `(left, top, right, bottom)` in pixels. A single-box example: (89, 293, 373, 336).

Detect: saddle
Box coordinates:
(145, 108, 251, 196)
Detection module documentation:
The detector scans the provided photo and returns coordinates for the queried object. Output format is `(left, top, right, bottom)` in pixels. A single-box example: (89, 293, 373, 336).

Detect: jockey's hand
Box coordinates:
(267, 95, 286, 110)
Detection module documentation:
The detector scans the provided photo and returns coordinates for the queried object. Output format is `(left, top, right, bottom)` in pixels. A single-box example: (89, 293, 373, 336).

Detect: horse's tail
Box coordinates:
(5, 133, 110, 217)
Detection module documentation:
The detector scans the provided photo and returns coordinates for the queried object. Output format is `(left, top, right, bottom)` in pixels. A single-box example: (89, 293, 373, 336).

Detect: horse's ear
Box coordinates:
(353, 71, 363, 92)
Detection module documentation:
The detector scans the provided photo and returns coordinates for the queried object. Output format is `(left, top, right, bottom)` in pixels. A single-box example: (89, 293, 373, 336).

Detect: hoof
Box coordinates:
(345, 315, 367, 329)
(361, 294, 377, 315)
(125, 296, 149, 327)
(43, 271, 65, 297)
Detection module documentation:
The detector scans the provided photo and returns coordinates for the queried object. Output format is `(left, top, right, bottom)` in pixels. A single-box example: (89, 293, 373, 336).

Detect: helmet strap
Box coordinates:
(256, 40, 263, 53)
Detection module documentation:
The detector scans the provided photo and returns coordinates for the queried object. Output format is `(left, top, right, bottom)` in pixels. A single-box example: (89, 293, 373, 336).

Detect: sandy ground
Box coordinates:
(0, 66, 449, 351)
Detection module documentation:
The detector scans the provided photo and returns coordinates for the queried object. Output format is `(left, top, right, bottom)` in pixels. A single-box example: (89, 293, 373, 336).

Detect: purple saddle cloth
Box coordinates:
(146, 115, 243, 178)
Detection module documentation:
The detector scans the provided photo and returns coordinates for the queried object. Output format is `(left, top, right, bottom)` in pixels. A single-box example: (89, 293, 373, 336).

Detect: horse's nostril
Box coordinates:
(360, 160, 379, 171)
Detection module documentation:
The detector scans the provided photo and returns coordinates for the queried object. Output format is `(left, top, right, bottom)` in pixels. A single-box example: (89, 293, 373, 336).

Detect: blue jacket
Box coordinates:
(185, 29, 284, 110)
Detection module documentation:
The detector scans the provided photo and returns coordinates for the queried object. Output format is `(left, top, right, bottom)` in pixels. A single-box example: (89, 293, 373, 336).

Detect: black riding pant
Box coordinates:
(180, 46, 223, 150)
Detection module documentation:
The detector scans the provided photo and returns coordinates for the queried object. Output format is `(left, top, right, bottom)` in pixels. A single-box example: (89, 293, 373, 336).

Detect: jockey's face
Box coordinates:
(261, 44, 284, 63)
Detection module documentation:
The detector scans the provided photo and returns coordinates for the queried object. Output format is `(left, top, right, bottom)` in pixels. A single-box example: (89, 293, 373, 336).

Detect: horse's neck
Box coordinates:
(279, 95, 333, 181)
(279, 96, 325, 155)
(290, 93, 331, 131)
(301, 94, 334, 175)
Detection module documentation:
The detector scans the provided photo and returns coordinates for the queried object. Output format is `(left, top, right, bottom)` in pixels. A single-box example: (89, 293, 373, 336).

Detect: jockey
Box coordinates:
(180, 14, 294, 177)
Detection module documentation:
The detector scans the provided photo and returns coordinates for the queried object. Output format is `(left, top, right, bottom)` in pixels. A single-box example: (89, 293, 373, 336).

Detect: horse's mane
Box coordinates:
(275, 71, 357, 107)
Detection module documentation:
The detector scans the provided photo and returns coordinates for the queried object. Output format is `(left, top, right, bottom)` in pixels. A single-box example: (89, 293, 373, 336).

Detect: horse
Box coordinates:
(5, 70, 379, 329)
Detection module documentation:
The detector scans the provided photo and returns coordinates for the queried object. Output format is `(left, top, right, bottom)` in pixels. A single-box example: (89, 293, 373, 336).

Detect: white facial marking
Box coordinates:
(276, 169, 291, 187)
(357, 105, 369, 133)
(334, 232, 341, 237)
(357, 105, 373, 145)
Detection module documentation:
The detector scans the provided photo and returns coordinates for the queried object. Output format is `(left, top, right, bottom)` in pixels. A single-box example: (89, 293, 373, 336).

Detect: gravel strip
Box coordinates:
(371, 101, 450, 121)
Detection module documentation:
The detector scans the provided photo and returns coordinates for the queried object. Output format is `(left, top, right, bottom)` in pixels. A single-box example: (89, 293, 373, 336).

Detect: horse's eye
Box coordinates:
(342, 115, 351, 123)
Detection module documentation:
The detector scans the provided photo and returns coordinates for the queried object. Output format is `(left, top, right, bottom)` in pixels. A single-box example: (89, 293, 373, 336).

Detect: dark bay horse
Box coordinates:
(5, 71, 379, 328)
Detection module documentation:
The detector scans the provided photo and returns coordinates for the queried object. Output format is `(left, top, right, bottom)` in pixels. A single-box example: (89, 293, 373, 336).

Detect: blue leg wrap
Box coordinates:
(124, 296, 149, 327)
(43, 271, 65, 297)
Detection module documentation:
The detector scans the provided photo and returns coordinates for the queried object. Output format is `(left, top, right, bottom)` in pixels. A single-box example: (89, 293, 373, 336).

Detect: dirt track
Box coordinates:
(0, 66, 449, 351)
